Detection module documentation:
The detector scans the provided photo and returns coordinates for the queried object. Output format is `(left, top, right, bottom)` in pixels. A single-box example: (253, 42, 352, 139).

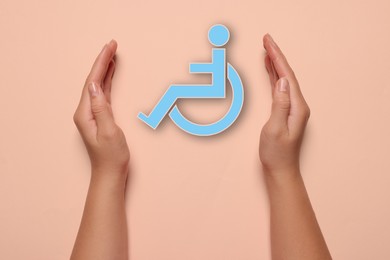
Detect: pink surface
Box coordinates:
(1, 0, 390, 259)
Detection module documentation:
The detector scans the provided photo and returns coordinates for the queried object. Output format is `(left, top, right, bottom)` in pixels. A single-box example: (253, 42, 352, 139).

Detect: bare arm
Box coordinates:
(259, 34, 332, 260)
(71, 40, 130, 260)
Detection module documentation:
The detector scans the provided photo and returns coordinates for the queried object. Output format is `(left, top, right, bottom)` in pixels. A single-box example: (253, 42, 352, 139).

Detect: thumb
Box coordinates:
(88, 82, 115, 133)
(269, 77, 291, 129)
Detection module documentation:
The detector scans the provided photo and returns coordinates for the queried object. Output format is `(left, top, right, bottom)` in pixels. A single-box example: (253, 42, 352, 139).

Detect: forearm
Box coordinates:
(265, 169, 332, 260)
(71, 170, 128, 260)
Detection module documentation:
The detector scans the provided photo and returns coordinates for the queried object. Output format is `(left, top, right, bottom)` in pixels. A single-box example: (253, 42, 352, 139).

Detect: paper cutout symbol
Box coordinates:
(138, 24, 244, 136)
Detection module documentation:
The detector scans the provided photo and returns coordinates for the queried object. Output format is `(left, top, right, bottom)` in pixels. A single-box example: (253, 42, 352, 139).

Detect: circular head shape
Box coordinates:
(208, 24, 230, 47)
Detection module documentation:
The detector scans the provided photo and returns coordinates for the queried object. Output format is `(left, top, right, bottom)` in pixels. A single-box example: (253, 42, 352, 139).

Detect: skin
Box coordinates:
(260, 34, 332, 260)
(71, 40, 130, 260)
(71, 35, 332, 260)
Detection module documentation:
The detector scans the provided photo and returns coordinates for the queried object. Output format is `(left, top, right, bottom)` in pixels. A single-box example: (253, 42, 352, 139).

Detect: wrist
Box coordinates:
(91, 162, 129, 178)
(90, 167, 128, 192)
(263, 165, 302, 185)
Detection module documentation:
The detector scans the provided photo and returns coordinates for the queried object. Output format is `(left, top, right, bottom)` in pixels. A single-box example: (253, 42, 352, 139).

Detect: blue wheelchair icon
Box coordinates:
(138, 24, 244, 136)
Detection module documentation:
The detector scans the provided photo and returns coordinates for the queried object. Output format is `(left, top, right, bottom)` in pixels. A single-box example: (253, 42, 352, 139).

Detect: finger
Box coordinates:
(263, 34, 295, 80)
(270, 59, 279, 95)
(75, 40, 117, 130)
(103, 59, 115, 104)
(263, 34, 307, 99)
(265, 54, 277, 89)
(88, 82, 116, 137)
(263, 34, 309, 122)
(271, 58, 279, 80)
(86, 39, 117, 84)
(268, 77, 291, 132)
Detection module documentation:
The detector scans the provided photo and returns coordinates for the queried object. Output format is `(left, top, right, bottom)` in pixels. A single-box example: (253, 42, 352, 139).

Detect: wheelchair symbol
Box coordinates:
(138, 24, 244, 136)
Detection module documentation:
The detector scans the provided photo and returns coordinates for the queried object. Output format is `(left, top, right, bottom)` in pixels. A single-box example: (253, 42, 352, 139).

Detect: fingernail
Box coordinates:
(278, 78, 289, 92)
(88, 82, 100, 97)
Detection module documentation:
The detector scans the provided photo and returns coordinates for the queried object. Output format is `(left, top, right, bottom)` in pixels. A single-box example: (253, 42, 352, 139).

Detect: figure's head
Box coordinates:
(208, 24, 230, 47)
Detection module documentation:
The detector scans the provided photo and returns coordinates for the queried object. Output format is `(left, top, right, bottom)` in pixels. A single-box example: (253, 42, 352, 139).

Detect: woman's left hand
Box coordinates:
(73, 40, 130, 177)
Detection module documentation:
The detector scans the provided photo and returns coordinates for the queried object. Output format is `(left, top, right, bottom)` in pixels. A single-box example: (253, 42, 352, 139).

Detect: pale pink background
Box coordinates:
(1, 0, 390, 259)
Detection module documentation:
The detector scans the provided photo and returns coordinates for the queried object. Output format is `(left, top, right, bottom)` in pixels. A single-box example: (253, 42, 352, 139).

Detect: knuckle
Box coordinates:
(91, 102, 108, 115)
(299, 107, 310, 121)
(306, 107, 311, 119)
(297, 103, 311, 120)
(73, 112, 80, 125)
(274, 98, 290, 110)
(302, 102, 311, 119)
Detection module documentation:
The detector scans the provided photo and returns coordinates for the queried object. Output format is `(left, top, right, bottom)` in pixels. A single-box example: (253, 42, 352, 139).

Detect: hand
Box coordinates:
(73, 40, 130, 177)
(259, 34, 311, 176)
